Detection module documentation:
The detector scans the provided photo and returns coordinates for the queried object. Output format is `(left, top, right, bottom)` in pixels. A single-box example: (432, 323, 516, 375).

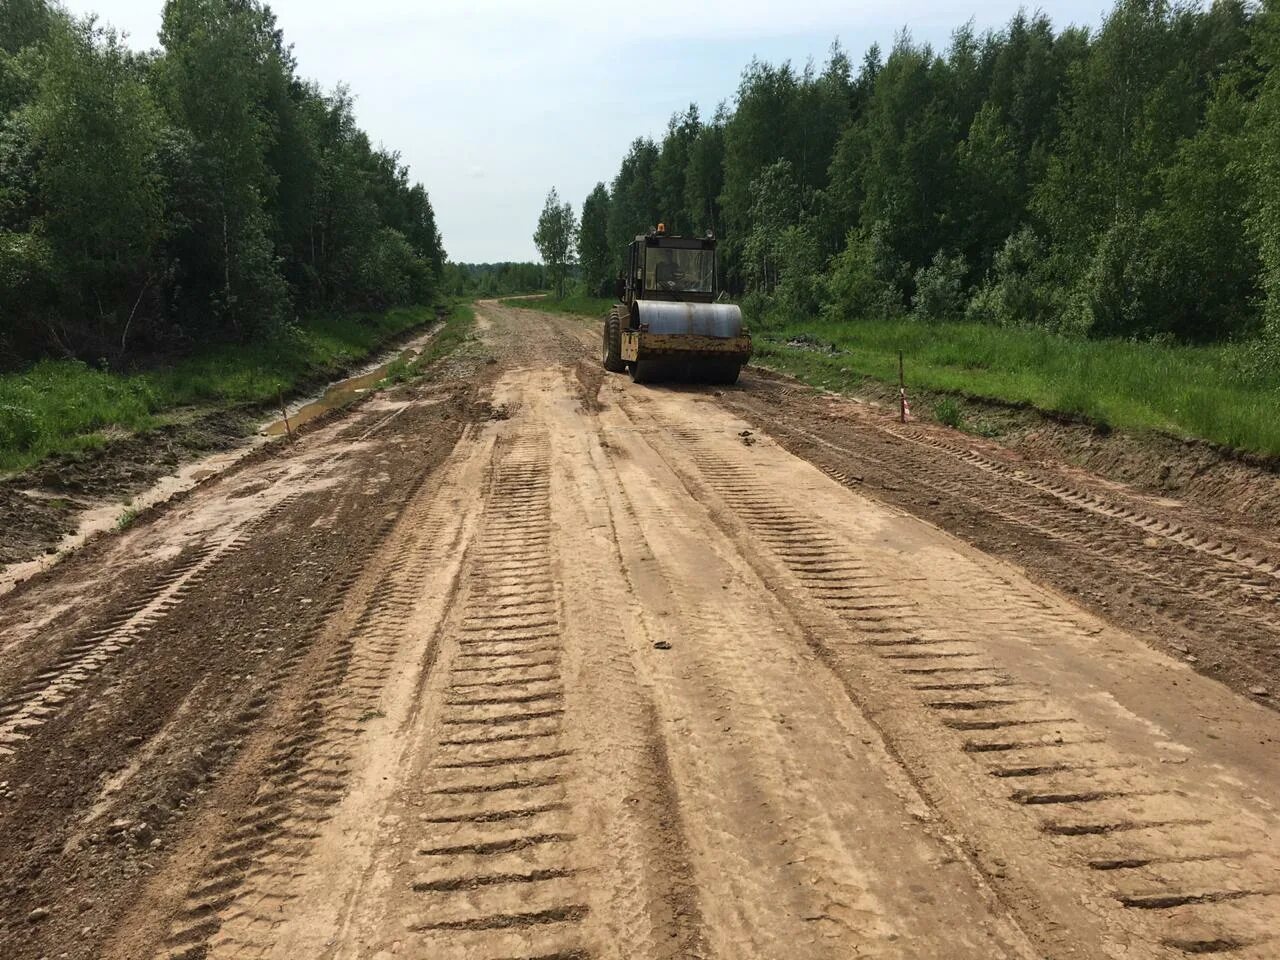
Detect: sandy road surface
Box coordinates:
(1, 301, 1278, 959)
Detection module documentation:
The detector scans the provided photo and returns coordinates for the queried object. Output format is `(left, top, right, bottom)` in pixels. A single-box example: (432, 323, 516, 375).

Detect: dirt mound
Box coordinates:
(0, 488, 78, 563)
(1010, 420, 1280, 526)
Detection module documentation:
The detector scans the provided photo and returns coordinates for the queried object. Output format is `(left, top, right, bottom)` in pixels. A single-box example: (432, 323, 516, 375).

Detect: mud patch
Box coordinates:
(0, 409, 253, 565)
(260, 325, 441, 437)
(0, 488, 78, 562)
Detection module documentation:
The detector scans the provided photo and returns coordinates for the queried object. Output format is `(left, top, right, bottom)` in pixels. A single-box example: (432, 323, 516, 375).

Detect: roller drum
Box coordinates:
(635, 300, 743, 338)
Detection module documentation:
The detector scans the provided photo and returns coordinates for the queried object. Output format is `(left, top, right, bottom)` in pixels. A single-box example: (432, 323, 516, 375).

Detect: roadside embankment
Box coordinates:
(0, 302, 474, 573)
(751, 316, 1280, 457)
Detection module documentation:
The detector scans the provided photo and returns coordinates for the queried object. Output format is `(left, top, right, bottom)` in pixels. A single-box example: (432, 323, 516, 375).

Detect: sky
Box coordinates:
(67, 0, 1111, 263)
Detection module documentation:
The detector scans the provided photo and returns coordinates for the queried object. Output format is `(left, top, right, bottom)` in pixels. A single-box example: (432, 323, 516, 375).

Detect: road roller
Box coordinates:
(601, 225, 752, 384)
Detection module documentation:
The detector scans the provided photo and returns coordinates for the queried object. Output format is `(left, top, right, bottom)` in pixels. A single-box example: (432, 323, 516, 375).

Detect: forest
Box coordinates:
(444, 261, 546, 299)
(570, 0, 1280, 367)
(0, 0, 446, 368)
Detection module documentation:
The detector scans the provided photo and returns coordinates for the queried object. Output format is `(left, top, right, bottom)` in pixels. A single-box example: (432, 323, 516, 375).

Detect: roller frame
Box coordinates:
(621, 330, 753, 364)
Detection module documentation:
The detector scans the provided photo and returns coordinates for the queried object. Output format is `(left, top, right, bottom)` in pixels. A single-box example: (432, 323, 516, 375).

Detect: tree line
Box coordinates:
(563, 0, 1280, 355)
(443, 261, 546, 298)
(0, 0, 445, 368)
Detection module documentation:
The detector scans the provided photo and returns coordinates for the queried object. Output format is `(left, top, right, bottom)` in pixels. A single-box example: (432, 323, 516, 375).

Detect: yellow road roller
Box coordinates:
(601, 225, 752, 384)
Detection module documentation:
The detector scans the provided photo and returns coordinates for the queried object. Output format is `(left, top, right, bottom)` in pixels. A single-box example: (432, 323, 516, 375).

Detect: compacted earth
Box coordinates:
(1, 300, 1277, 960)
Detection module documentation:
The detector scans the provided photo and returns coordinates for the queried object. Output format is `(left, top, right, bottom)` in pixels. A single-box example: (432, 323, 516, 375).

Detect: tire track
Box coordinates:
(558, 409, 709, 960)
(750, 411, 1280, 692)
(596, 400, 1039, 959)
(399, 432, 595, 960)
(147, 449, 474, 959)
(787, 417, 1278, 621)
(649, 419, 1280, 958)
(885, 423, 1280, 578)
(0, 492, 305, 761)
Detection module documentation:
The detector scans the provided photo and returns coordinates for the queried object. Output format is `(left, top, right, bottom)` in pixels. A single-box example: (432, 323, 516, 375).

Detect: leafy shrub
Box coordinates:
(772, 224, 824, 319)
(739, 290, 778, 331)
(0, 403, 39, 451)
(912, 250, 967, 323)
(966, 228, 1059, 328)
(357, 227, 421, 309)
(208, 212, 291, 340)
(1067, 213, 1160, 338)
(1234, 331, 1280, 384)
(0, 228, 56, 358)
(821, 228, 900, 322)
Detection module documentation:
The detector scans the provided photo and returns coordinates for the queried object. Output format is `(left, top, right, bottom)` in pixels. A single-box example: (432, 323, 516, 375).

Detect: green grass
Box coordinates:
(932, 395, 965, 429)
(380, 302, 476, 385)
(752, 316, 1280, 456)
(505, 292, 612, 318)
(0, 304, 440, 473)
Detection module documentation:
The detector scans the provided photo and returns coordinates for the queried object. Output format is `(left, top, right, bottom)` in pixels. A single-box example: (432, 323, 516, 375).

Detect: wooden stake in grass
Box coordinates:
(899, 350, 908, 423)
(278, 390, 294, 444)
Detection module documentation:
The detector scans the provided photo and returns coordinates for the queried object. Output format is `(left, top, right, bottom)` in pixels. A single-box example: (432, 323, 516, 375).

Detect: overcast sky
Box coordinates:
(67, 0, 1109, 262)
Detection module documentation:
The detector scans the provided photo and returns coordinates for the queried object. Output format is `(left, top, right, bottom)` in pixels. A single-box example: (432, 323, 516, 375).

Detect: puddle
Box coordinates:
(262, 326, 439, 437)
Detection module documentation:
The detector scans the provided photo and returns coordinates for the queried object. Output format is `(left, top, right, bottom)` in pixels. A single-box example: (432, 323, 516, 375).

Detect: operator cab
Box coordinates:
(619, 225, 717, 306)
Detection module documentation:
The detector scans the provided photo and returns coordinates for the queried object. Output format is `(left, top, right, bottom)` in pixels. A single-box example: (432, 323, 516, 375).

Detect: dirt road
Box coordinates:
(2, 301, 1278, 959)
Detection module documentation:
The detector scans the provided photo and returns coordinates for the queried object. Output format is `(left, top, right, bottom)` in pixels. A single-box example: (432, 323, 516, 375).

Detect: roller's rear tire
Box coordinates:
(602, 310, 625, 373)
(695, 359, 741, 385)
(629, 359, 655, 384)
(711, 361, 743, 385)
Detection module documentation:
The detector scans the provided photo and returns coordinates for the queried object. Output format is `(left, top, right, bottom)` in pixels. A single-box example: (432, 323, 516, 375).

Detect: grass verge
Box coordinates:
(753, 317, 1280, 457)
(380, 302, 476, 384)
(0, 304, 441, 474)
